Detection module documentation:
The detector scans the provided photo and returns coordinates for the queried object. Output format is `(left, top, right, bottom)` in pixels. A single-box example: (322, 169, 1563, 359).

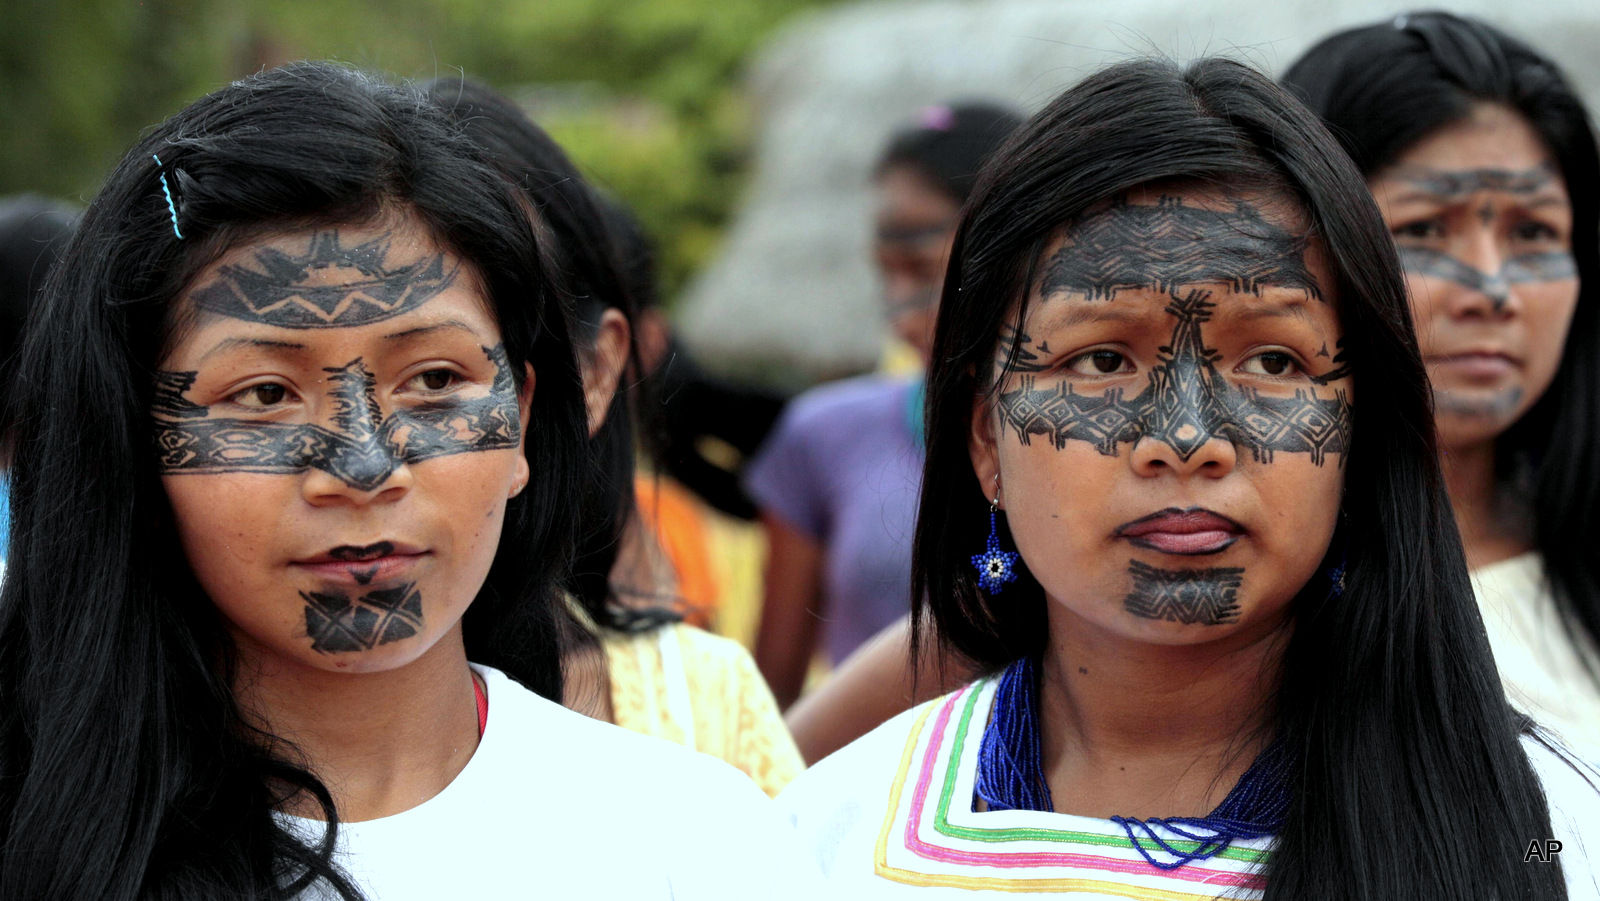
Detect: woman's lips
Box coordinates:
(293, 542, 427, 586)
(1428, 351, 1519, 381)
(1113, 507, 1244, 556)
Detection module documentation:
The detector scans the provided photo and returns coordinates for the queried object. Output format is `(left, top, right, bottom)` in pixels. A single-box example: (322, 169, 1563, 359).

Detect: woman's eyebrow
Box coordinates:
(1222, 300, 1315, 323)
(1049, 303, 1147, 329)
(380, 319, 482, 341)
(196, 336, 307, 365)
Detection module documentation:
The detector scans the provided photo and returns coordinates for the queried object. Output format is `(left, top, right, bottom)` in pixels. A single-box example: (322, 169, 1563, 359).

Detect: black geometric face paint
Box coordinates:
(1389, 165, 1556, 198)
(1123, 561, 1244, 625)
(1388, 165, 1576, 311)
(1397, 246, 1576, 311)
(999, 291, 1351, 465)
(1434, 385, 1524, 421)
(303, 582, 424, 653)
(153, 344, 521, 490)
(1038, 196, 1323, 301)
(190, 231, 458, 328)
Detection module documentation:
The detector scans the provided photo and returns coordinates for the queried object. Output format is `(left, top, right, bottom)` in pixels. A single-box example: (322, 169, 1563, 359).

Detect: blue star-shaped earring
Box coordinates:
(972, 507, 1020, 594)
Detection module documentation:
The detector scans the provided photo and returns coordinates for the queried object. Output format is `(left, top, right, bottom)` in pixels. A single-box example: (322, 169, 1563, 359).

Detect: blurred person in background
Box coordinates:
(786, 10, 1600, 767)
(427, 77, 804, 796)
(747, 103, 1022, 709)
(0, 195, 75, 574)
(1283, 10, 1600, 755)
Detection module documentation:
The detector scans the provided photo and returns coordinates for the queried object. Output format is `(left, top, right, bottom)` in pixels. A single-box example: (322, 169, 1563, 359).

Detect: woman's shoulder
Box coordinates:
(601, 624, 806, 795)
(477, 664, 762, 802)
(347, 665, 821, 900)
(779, 684, 977, 822)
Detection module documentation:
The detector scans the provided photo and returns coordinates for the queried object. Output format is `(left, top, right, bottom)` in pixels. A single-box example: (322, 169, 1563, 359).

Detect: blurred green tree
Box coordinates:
(0, 0, 842, 302)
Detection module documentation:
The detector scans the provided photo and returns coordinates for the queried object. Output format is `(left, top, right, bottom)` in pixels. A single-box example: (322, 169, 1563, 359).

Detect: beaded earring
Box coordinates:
(1326, 555, 1347, 601)
(971, 478, 1020, 594)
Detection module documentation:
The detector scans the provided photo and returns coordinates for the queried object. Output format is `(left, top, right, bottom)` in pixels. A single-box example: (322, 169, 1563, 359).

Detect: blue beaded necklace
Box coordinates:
(974, 655, 1290, 870)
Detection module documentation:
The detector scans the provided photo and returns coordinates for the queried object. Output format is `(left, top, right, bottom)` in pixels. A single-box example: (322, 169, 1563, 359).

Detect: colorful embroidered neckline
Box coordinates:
(872, 680, 1272, 897)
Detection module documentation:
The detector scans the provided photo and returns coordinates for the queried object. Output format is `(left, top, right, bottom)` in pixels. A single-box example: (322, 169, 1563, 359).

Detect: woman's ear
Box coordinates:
(969, 386, 1002, 507)
(579, 308, 631, 438)
(512, 361, 535, 497)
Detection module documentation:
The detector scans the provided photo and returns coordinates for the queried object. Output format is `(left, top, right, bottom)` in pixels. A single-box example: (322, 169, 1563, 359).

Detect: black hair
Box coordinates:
(424, 77, 678, 635)
(876, 102, 1027, 205)
(912, 56, 1567, 899)
(0, 63, 588, 899)
(1282, 11, 1600, 686)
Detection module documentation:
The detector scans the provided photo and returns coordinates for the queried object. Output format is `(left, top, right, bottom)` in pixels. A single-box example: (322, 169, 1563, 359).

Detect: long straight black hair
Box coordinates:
(424, 77, 679, 637)
(1283, 11, 1600, 685)
(911, 56, 1567, 899)
(0, 63, 589, 899)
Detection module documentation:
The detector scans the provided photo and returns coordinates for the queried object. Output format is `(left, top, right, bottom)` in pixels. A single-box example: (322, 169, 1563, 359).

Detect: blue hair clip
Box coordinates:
(153, 154, 184, 239)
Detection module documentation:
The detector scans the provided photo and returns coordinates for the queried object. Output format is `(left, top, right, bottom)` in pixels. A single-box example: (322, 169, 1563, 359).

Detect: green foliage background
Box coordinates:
(0, 0, 844, 302)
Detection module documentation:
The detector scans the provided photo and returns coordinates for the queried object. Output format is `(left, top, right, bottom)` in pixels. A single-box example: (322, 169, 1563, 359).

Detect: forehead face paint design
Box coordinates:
(999, 291, 1351, 466)
(153, 344, 521, 490)
(1389, 165, 1555, 198)
(1123, 561, 1244, 625)
(1039, 196, 1323, 301)
(190, 231, 458, 328)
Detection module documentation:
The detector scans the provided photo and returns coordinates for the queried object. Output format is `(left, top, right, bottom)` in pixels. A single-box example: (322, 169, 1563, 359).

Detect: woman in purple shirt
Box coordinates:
(747, 103, 1021, 707)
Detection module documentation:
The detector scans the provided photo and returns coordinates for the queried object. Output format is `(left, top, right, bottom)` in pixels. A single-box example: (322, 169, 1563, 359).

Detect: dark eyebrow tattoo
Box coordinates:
(381, 319, 483, 341)
(196, 337, 308, 364)
(1388, 164, 1558, 199)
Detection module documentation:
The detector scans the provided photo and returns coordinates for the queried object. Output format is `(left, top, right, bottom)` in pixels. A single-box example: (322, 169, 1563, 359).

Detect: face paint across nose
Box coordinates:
(153, 344, 521, 490)
(1398, 246, 1576, 311)
(998, 291, 1352, 466)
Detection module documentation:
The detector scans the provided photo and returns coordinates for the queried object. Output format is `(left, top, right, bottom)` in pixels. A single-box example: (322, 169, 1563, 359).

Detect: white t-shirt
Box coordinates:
(286, 664, 820, 900)
(780, 678, 1600, 899)
(1473, 552, 1600, 758)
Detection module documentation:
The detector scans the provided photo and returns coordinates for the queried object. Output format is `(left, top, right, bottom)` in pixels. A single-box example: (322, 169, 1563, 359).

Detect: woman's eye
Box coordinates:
(1240, 352, 1301, 377)
(1065, 350, 1131, 376)
(410, 369, 458, 392)
(1392, 219, 1444, 240)
(1510, 220, 1560, 242)
(232, 383, 290, 407)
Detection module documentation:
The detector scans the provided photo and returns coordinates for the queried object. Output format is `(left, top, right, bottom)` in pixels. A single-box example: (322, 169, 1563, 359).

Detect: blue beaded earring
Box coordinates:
(972, 477, 1020, 594)
(1326, 555, 1347, 601)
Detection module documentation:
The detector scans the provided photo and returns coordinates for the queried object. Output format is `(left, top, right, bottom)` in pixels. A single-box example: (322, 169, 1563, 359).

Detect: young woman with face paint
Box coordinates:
(747, 103, 1022, 709)
(778, 56, 1599, 900)
(1283, 11, 1600, 755)
(0, 64, 817, 900)
(425, 77, 805, 797)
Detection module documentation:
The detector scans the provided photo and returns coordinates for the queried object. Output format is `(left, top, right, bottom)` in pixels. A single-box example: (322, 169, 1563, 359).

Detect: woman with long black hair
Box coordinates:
(779, 55, 1598, 899)
(1283, 10, 1600, 753)
(0, 63, 812, 900)
(425, 77, 804, 797)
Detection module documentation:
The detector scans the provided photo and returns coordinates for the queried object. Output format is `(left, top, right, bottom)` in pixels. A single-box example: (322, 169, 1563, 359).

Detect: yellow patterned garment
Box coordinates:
(603, 623, 804, 797)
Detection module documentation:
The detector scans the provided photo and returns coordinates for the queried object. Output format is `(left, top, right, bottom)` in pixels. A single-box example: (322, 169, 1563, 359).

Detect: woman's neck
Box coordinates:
(1035, 607, 1288, 819)
(233, 625, 482, 823)
(1440, 438, 1532, 570)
